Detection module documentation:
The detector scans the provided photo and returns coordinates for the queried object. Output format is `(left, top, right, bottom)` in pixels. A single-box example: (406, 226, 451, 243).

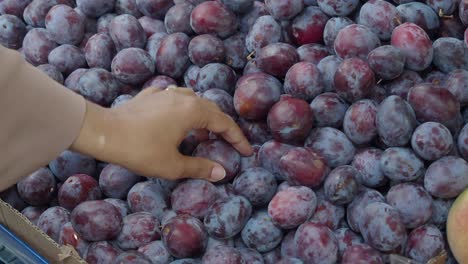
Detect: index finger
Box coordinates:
(201, 105, 253, 156)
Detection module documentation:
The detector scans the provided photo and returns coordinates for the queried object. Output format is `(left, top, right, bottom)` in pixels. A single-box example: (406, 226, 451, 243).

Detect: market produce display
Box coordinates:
(1, 0, 468, 263)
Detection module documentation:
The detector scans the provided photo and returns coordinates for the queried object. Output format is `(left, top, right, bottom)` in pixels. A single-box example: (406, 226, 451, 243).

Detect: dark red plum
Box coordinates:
(411, 122, 453, 161)
(113, 251, 152, 264)
(445, 70, 468, 106)
(245, 15, 281, 53)
(138, 16, 165, 37)
(280, 147, 330, 188)
(49, 150, 96, 182)
(21, 206, 46, 225)
(405, 225, 445, 263)
(156, 32, 190, 79)
(77, 68, 121, 106)
(111, 48, 155, 85)
(99, 164, 140, 199)
(104, 198, 129, 218)
(359, 202, 407, 252)
(258, 140, 294, 179)
(193, 140, 241, 183)
(145, 31, 167, 62)
(85, 241, 121, 264)
(458, 124, 468, 160)
(334, 24, 380, 60)
(385, 70, 423, 99)
(396, 2, 440, 35)
(351, 148, 387, 188)
(408, 83, 460, 126)
(291, 6, 328, 45)
(376, 95, 417, 147)
(391, 23, 433, 71)
(239, 1, 268, 33)
(76, 0, 114, 17)
(171, 179, 219, 219)
(48, 44, 87, 75)
(84, 32, 116, 70)
(45, 5, 84, 45)
(202, 245, 244, 264)
(0, 0, 31, 17)
(233, 167, 277, 207)
(162, 214, 208, 258)
(115, 0, 143, 17)
(296, 44, 329, 65)
(116, 212, 160, 250)
(22, 28, 58, 66)
(334, 57, 375, 102)
(58, 174, 101, 210)
(188, 34, 225, 67)
(323, 17, 354, 49)
(0, 14, 27, 49)
(268, 186, 317, 229)
(136, 0, 174, 19)
(223, 33, 248, 70)
(310, 93, 349, 128)
(71, 200, 123, 241)
(58, 222, 89, 257)
(317, 0, 357, 16)
(380, 147, 424, 182)
(284, 62, 323, 101)
(37, 206, 70, 243)
(238, 119, 272, 145)
(196, 63, 236, 93)
(267, 96, 314, 144)
(387, 183, 433, 228)
(265, 0, 304, 20)
(342, 244, 383, 264)
(324, 166, 360, 205)
(241, 210, 283, 253)
(97, 13, 117, 33)
(190, 1, 237, 38)
(233, 72, 282, 121)
(127, 181, 168, 220)
(17, 168, 56, 206)
(424, 156, 468, 198)
(143, 75, 177, 90)
(294, 222, 338, 264)
(310, 198, 345, 230)
(305, 127, 356, 168)
(164, 3, 194, 34)
(109, 14, 147, 50)
(65, 68, 88, 93)
(346, 189, 385, 232)
(138, 240, 174, 263)
(359, 0, 400, 41)
(343, 100, 378, 145)
(23, 0, 74, 28)
(204, 195, 252, 239)
(368, 45, 406, 81)
(255, 43, 299, 78)
(37, 64, 64, 84)
(433, 38, 468, 73)
(334, 228, 364, 258)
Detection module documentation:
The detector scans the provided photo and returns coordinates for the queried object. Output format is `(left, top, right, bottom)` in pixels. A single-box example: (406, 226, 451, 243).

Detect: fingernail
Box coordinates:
(210, 165, 226, 181)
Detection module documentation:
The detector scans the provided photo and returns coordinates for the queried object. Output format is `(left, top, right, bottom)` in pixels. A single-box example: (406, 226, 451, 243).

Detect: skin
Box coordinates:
(71, 86, 253, 183)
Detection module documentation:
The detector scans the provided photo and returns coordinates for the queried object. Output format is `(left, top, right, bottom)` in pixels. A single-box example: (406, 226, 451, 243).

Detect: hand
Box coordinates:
(70, 86, 253, 182)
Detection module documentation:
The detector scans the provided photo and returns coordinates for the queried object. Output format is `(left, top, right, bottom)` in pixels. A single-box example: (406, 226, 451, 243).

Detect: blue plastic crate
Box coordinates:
(0, 224, 49, 264)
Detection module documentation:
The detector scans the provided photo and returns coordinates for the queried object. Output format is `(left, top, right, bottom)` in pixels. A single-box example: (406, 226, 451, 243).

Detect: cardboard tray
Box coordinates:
(0, 199, 86, 264)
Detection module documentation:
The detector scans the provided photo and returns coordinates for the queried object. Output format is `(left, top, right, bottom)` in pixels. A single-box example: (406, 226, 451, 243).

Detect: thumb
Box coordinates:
(178, 155, 226, 182)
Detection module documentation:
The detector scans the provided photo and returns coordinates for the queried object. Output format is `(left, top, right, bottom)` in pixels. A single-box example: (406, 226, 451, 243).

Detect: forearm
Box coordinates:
(0, 46, 86, 191)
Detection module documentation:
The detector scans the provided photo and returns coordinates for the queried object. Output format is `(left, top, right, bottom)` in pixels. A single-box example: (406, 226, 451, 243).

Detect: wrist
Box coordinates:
(70, 101, 117, 162)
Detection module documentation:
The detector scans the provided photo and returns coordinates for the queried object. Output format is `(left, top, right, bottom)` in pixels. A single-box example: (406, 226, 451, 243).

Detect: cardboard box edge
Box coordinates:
(0, 199, 86, 264)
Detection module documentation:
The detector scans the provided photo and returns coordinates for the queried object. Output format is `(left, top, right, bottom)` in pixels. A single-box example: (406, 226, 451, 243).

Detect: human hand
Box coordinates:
(71, 86, 253, 182)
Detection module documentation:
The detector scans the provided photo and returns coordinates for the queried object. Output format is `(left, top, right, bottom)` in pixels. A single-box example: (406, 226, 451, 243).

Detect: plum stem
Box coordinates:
(247, 51, 255, 61)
